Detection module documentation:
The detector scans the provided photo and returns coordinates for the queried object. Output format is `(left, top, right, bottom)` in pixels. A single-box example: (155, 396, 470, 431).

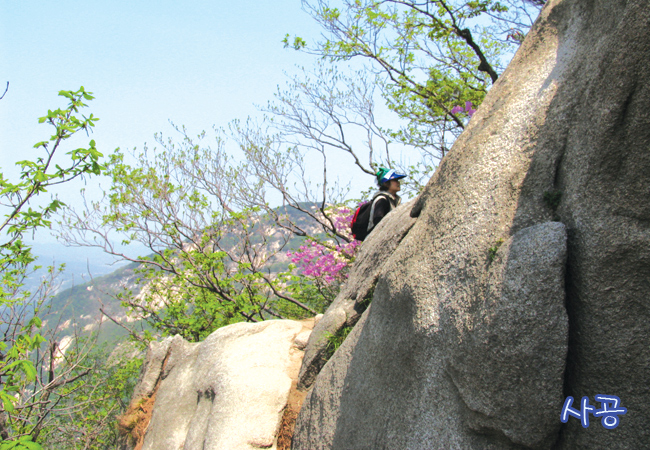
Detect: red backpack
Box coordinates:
(350, 194, 389, 241)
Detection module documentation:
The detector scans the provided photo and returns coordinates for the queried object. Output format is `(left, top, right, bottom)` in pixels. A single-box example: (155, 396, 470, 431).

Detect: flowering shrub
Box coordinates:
(451, 101, 477, 117)
(289, 239, 361, 283)
(287, 205, 360, 285)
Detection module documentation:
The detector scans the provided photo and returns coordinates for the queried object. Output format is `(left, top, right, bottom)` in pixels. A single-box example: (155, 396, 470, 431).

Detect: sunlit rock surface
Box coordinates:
(294, 0, 650, 448)
(128, 319, 313, 450)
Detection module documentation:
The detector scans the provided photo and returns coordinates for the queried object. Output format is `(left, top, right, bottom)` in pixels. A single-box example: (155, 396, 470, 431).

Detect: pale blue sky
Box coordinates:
(1, 0, 319, 170)
(1, 0, 328, 272)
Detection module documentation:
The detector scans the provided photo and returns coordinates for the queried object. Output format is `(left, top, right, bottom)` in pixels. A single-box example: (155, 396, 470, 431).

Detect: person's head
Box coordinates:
(376, 168, 406, 194)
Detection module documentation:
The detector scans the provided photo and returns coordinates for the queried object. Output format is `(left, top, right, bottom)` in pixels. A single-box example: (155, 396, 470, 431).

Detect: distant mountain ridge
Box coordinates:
(46, 203, 337, 342)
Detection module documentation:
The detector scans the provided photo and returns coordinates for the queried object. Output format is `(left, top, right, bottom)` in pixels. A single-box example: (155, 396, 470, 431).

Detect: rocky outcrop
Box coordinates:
(294, 0, 650, 449)
(298, 201, 416, 390)
(124, 319, 316, 450)
(295, 222, 569, 449)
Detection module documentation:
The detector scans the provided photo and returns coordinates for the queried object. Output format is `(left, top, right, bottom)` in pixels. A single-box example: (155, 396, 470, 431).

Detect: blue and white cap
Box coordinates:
(376, 167, 407, 185)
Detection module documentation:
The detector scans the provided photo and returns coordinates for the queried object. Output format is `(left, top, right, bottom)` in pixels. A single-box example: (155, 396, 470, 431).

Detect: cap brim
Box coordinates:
(379, 170, 407, 184)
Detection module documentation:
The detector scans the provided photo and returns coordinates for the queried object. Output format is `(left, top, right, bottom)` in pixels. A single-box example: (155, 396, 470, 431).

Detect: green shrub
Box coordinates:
(322, 325, 353, 361)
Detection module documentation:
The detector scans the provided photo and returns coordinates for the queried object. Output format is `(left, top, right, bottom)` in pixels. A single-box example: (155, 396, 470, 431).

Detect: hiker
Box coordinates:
(350, 167, 406, 241)
(370, 167, 406, 229)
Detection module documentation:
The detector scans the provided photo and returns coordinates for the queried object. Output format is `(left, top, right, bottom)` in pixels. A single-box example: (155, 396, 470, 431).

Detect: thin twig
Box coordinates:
(0, 81, 8, 100)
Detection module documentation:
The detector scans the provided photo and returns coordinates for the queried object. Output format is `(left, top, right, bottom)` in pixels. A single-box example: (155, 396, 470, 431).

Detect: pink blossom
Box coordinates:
(451, 101, 478, 118)
(286, 205, 361, 285)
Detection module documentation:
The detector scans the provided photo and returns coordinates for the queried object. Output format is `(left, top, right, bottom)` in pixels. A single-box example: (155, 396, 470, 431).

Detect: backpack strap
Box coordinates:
(367, 193, 391, 232)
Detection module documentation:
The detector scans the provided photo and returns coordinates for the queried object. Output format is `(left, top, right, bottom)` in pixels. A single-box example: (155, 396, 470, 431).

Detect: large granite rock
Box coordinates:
(295, 222, 568, 449)
(128, 319, 312, 450)
(298, 201, 416, 390)
(294, 0, 650, 448)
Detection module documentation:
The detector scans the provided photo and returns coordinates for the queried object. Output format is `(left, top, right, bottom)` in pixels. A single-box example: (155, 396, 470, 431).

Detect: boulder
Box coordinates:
(127, 319, 313, 450)
(294, 0, 650, 448)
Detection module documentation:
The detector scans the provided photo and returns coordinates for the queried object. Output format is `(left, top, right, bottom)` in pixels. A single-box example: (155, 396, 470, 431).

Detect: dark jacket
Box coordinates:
(369, 191, 401, 231)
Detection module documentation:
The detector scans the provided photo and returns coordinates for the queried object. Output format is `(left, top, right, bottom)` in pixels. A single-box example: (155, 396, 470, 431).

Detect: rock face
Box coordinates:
(128, 319, 313, 450)
(298, 202, 416, 390)
(295, 223, 569, 450)
(294, 0, 650, 449)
